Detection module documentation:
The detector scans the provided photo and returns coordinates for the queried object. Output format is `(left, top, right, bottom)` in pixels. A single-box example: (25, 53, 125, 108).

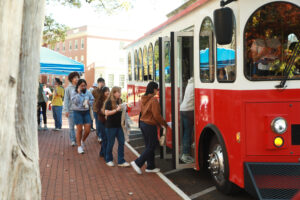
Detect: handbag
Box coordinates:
(159, 127, 167, 146)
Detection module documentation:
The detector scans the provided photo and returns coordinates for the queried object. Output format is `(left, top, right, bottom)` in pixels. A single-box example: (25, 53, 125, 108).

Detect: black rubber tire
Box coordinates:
(208, 136, 240, 194)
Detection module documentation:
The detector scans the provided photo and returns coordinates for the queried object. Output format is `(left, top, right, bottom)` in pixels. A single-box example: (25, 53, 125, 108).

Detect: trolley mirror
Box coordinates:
(171, 31, 195, 169)
(213, 7, 234, 45)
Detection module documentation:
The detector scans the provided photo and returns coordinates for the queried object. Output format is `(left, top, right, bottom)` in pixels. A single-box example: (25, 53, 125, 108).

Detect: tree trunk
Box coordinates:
(0, 0, 45, 199)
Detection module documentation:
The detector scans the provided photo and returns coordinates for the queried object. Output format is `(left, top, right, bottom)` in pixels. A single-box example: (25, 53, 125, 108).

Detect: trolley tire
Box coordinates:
(208, 136, 240, 194)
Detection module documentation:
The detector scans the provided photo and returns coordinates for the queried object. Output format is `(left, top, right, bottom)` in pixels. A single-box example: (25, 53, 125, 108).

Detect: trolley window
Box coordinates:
(244, 2, 300, 81)
(143, 46, 148, 81)
(154, 41, 159, 82)
(217, 15, 236, 82)
(134, 50, 138, 81)
(164, 41, 171, 83)
(148, 43, 154, 81)
(138, 48, 143, 81)
(128, 52, 132, 81)
(200, 17, 215, 83)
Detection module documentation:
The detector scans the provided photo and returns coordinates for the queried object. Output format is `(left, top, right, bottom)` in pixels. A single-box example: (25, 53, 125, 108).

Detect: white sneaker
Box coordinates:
(81, 140, 85, 149)
(38, 125, 42, 131)
(145, 168, 160, 173)
(71, 141, 76, 146)
(97, 138, 102, 143)
(106, 161, 115, 167)
(77, 146, 84, 154)
(43, 125, 48, 130)
(180, 154, 194, 163)
(130, 161, 142, 174)
(118, 162, 130, 167)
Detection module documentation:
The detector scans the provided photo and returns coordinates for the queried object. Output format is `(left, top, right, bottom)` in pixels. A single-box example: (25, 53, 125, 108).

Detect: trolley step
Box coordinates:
(244, 162, 300, 200)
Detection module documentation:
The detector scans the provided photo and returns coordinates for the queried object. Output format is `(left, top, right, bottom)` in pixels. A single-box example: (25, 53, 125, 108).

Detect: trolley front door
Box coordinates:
(159, 36, 172, 159)
(171, 31, 195, 169)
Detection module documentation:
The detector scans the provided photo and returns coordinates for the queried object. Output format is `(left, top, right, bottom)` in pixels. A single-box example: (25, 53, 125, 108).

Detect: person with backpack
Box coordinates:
(52, 78, 64, 131)
(104, 86, 130, 167)
(131, 82, 168, 174)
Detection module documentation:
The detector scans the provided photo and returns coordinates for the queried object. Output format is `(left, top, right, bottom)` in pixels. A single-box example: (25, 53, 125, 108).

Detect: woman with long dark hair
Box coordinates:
(71, 79, 94, 154)
(131, 82, 168, 174)
(104, 87, 130, 167)
(96, 86, 110, 158)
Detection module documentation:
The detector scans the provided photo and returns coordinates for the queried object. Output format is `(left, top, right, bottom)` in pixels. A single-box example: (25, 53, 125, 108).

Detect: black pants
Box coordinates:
(37, 102, 47, 125)
(135, 121, 158, 170)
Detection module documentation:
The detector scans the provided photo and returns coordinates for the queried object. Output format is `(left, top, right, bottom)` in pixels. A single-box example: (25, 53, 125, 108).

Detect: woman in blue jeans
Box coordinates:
(131, 82, 168, 174)
(104, 87, 129, 167)
(96, 87, 110, 158)
(71, 79, 94, 154)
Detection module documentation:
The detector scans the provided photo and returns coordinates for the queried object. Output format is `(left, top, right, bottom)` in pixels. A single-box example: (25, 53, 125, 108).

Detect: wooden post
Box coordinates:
(0, 0, 45, 199)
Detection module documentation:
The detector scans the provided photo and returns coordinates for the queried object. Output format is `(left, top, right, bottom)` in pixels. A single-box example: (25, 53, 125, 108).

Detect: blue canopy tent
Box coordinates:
(40, 47, 84, 76)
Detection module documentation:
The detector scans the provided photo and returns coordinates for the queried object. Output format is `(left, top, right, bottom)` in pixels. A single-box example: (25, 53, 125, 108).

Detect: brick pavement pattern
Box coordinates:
(39, 114, 181, 200)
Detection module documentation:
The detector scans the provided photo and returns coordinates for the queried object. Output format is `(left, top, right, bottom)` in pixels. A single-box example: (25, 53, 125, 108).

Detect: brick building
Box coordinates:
(41, 25, 133, 89)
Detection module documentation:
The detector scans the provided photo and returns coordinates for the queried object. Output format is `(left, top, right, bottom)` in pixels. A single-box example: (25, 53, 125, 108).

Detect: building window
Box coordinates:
(108, 74, 114, 88)
(75, 56, 78, 61)
(81, 55, 84, 62)
(138, 48, 143, 81)
(119, 75, 125, 88)
(69, 41, 72, 50)
(81, 38, 84, 49)
(143, 46, 148, 81)
(200, 17, 215, 83)
(75, 40, 78, 50)
(119, 41, 125, 49)
(63, 42, 65, 51)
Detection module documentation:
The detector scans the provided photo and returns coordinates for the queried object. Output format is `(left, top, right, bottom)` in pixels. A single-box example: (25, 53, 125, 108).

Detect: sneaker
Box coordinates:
(106, 161, 115, 167)
(118, 162, 130, 167)
(77, 146, 84, 154)
(97, 138, 102, 144)
(38, 125, 42, 131)
(43, 125, 48, 130)
(71, 141, 76, 146)
(130, 161, 142, 174)
(53, 128, 59, 131)
(145, 168, 160, 173)
(180, 154, 194, 163)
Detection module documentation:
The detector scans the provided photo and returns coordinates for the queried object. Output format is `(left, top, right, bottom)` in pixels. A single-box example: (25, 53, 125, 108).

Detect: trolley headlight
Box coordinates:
(271, 117, 287, 134)
(274, 137, 284, 148)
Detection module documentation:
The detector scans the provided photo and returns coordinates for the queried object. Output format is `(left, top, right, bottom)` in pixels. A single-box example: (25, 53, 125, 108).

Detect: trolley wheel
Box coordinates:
(207, 136, 239, 194)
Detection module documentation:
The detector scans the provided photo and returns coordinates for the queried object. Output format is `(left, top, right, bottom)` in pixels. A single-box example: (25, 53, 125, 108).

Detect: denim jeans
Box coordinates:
(135, 122, 158, 170)
(180, 111, 194, 154)
(68, 111, 76, 143)
(105, 127, 125, 164)
(99, 121, 107, 157)
(93, 112, 102, 139)
(52, 106, 62, 129)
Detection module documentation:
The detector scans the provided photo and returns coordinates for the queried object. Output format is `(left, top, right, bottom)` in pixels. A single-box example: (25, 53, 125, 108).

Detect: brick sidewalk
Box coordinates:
(39, 113, 181, 200)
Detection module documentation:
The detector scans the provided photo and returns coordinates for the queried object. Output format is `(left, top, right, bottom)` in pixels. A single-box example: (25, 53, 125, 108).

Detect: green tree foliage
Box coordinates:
(43, 15, 68, 48)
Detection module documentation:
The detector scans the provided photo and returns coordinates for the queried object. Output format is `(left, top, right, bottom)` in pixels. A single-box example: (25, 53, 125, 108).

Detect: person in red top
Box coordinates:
(131, 82, 168, 174)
